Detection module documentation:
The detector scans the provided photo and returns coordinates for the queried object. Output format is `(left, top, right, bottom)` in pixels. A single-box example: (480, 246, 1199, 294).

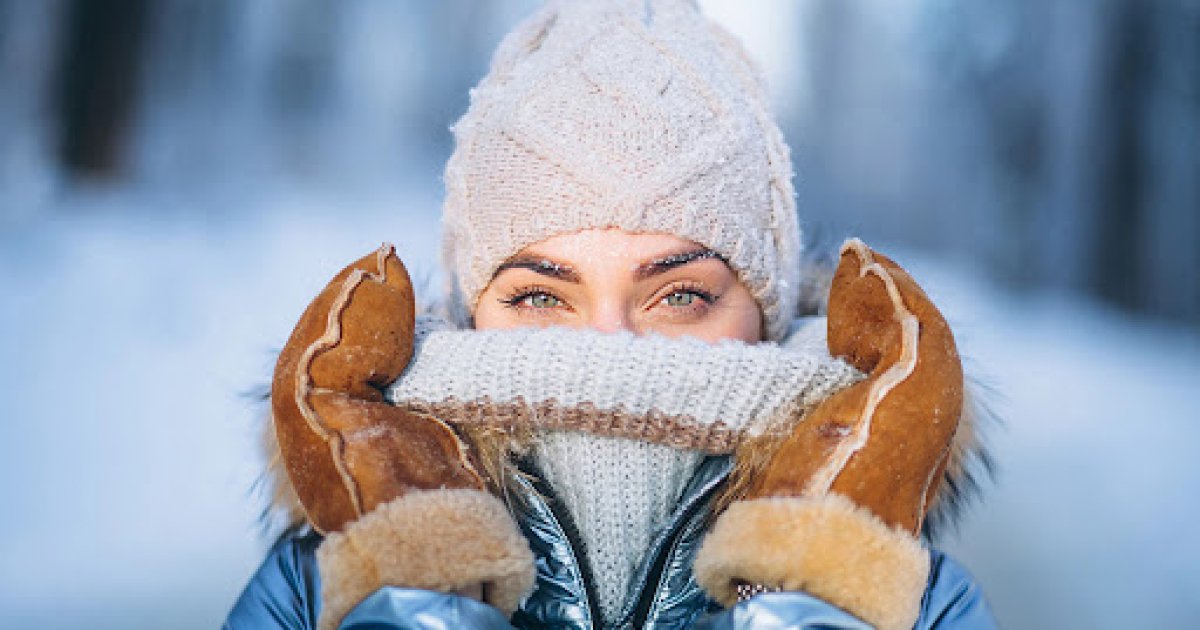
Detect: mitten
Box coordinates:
(271, 244, 534, 630)
(694, 239, 963, 630)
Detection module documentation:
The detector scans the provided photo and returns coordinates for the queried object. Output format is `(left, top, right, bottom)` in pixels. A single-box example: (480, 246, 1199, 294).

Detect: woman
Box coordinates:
(225, 1, 997, 628)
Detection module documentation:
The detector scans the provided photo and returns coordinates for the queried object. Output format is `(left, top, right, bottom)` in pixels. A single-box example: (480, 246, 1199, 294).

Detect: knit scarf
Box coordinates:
(386, 316, 861, 623)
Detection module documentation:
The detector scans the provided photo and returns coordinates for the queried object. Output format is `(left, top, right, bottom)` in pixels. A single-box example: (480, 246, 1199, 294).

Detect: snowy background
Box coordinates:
(1, 1, 1197, 628)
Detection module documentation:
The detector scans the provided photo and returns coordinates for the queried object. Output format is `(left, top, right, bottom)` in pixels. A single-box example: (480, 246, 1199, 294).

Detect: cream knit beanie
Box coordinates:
(441, 0, 801, 341)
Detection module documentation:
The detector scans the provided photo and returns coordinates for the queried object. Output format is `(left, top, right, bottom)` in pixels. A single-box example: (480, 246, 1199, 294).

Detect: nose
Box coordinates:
(585, 302, 636, 335)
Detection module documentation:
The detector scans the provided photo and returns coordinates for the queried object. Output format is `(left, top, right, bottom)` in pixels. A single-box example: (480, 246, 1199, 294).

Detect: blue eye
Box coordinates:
(525, 293, 561, 309)
(663, 291, 698, 307)
(501, 288, 564, 310)
(660, 285, 717, 310)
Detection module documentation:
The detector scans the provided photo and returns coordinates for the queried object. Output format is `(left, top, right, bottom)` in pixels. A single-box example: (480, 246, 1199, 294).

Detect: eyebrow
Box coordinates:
(634, 247, 727, 280)
(492, 247, 727, 283)
(492, 256, 582, 283)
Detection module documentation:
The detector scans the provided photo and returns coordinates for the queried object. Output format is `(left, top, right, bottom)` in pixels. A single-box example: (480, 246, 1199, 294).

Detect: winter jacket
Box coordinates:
(224, 456, 996, 630)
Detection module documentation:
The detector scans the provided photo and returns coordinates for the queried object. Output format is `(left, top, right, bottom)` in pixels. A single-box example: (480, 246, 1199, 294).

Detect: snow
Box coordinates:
(900, 251, 1200, 628)
(0, 180, 444, 629)
(1, 182, 1196, 628)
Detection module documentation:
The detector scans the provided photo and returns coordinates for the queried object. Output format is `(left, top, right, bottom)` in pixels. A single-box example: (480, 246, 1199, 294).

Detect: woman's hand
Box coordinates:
(271, 245, 533, 630)
(271, 244, 488, 532)
(747, 238, 962, 530)
(696, 239, 964, 630)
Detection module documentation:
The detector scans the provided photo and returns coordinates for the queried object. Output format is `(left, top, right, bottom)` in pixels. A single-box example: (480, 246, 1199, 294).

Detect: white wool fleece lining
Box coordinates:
(386, 316, 862, 624)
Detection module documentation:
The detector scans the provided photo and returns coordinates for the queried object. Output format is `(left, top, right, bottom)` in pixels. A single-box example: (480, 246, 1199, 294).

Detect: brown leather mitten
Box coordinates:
(271, 244, 534, 630)
(695, 239, 963, 630)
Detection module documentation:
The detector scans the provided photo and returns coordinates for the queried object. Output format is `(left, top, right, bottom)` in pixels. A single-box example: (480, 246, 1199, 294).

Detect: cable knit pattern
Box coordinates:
(441, 0, 801, 341)
(385, 316, 861, 624)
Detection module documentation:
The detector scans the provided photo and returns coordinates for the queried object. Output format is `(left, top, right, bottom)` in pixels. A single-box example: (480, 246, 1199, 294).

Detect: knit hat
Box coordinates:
(441, 0, 801, 341)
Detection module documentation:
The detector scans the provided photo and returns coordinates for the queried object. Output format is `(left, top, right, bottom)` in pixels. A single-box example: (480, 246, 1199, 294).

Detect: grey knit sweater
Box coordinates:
(386, 316, 861, 623)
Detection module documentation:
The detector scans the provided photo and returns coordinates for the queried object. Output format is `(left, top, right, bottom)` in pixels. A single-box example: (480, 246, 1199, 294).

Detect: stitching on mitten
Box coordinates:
(293, 245, 397, 519)
(803, 239, 920, 497)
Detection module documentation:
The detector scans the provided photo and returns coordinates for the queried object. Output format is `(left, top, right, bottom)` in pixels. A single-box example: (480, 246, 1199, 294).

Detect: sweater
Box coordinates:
(386, 316, 861, 622)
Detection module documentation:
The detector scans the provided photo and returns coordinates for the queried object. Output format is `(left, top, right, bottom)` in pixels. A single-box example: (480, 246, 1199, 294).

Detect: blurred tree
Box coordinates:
(1077, 0, 1199, 324)
(883, 0, 1198, 325)
(414, 0, 501, 171)
(55, 0, 150, 178)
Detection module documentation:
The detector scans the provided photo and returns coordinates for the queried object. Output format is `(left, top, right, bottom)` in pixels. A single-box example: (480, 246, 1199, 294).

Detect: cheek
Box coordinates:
(697, 300, 763, 343)
(712, 285, 764, 342)
(656, 286, 762, 343)
(472, 291, 514, 330)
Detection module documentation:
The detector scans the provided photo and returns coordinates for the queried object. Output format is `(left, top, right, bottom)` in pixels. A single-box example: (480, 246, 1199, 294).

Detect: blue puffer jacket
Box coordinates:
(225, 456, 996, 629)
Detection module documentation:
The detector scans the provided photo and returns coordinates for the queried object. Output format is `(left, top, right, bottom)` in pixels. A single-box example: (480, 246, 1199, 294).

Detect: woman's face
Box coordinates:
(474, 229, 763, 343)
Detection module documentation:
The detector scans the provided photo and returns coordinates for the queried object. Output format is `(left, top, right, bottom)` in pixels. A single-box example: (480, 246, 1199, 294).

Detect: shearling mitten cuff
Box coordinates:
(316, 488, 536, 630)
(694, 494, 929, 630)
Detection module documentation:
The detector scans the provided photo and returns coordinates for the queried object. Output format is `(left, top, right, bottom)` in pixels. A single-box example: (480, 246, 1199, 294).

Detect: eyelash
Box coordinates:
(654, 282, 719, 312)
(498, 285, 564, 312)
(497, 282, 721, 318)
